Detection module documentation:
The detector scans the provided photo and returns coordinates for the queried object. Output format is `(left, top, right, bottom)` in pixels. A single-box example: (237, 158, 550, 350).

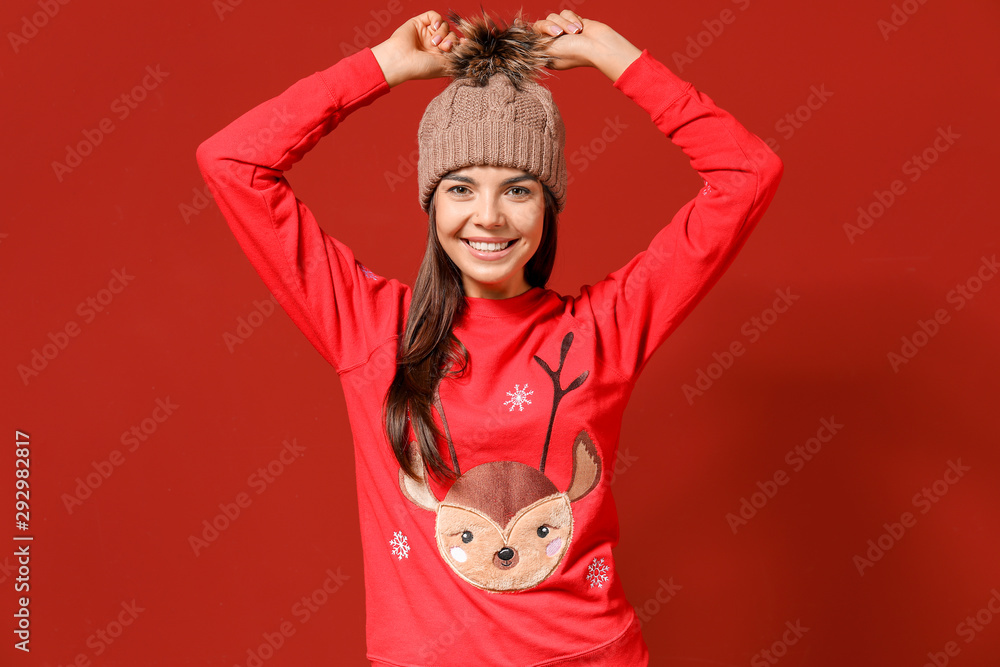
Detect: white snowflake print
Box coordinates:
(700, 179, 714, 196)
(503, 383, 534, 412)
(389, 531, 410, 560)
(586, 557, 610, 589)
(357, 261, 379, 281)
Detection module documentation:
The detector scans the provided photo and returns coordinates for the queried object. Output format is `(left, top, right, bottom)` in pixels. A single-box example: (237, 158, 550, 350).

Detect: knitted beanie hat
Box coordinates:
(417, 10, 567, 214)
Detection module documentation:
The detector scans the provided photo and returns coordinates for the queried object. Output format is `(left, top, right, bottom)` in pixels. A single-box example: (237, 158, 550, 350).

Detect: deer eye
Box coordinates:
(537, 526, 550, 538)
(461, 530, 474, 544)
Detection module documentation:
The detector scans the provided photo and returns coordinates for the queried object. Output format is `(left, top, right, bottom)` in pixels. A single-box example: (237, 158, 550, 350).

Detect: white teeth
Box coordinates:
(467, 240, 512, 252)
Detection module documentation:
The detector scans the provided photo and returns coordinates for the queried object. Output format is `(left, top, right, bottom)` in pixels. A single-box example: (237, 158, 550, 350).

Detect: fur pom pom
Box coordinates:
(443, 8, 556, 90)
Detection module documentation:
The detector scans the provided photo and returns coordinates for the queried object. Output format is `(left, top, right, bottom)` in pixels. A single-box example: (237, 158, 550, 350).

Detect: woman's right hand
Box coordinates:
(532, 11, 642, 82)
(371, 11, 466, 88)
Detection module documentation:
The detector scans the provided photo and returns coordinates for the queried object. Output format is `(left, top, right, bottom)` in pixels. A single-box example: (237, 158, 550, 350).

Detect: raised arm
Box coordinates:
(536, 11, 784, 382)
(195, 48, 408, 374)
(195, 13, 468, 373)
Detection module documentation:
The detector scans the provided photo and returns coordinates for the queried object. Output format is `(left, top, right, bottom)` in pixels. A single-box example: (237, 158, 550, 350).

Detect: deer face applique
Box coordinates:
(398, 332, 603, 593)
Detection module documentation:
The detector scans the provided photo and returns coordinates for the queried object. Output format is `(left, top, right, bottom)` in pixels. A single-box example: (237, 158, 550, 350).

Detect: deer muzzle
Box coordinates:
(494, 547, 519, 569)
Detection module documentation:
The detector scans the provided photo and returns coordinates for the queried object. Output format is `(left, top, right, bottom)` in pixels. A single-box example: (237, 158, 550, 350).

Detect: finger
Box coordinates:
(540, 12, 578, 35)
(429, 20, 451, 46)
(531, 18, 563, 37)
(415, 10, 444, 36)
(432, 24, 463, 50)
(442, 34, 469, 50)
(558, 10, 584, 32)
(419, 10, 443, 27)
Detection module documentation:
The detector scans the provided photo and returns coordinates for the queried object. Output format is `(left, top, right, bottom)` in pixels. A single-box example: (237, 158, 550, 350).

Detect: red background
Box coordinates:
(4, 0, 999, 665)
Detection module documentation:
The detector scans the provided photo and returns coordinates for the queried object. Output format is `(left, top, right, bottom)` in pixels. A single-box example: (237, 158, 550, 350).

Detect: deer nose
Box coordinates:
(494, 547, 519, 569)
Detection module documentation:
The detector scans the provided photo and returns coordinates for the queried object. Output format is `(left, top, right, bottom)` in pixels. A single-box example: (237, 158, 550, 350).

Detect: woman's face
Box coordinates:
(434, 165, 545, 300)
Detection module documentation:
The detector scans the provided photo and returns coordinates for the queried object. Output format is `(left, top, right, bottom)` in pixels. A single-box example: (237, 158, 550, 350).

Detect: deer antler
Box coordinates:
(533, 331, 589, 473)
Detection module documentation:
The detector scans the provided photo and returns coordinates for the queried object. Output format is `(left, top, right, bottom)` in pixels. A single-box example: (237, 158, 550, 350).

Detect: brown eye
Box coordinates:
(537, 526, 549, 538)
(462, 530, 473, 544)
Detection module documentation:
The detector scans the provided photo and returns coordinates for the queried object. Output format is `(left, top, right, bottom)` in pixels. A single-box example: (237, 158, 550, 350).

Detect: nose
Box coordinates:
(474, 195, 503, 227)
(494, 546, 519, 569)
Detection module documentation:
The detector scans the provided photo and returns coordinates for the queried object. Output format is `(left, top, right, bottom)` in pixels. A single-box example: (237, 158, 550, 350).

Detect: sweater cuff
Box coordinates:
(315, 47, 391, 113)
(613, 49, 693, 121)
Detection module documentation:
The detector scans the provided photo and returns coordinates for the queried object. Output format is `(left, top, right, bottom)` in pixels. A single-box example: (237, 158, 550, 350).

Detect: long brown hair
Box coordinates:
(382, 183, 560, 483)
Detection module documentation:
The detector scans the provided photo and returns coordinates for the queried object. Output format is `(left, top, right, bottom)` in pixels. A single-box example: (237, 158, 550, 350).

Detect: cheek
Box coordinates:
(544, 526, 571, 557)
(436, 507, 503, 573)
(522, 211, 546, 246)
(441, 533, 504, 582)
(508, 500, 572, 561)
(545, 537, 562, 557)
(435, 215, 459, 241)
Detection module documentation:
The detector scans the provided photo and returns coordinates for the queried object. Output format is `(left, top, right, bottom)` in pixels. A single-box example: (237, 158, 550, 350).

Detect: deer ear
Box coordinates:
(566, 430, 602, 502)
(399, 441, 439, 512)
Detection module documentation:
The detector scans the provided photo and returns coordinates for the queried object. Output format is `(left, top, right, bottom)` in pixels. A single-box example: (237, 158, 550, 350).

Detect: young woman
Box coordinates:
(197, 8, 782, 665)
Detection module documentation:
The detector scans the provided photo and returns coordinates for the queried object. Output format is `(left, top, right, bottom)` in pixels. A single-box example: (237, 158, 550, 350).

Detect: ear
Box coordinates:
(565, 430, 602, 502)
(399, 441, 440, 512)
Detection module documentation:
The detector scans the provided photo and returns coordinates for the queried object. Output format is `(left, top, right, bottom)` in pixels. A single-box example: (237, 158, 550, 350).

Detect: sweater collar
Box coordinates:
(456, 286, 548, 320)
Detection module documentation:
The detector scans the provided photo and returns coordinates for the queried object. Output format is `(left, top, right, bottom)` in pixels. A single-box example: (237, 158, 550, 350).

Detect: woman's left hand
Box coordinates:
(531, 11, 642, 82)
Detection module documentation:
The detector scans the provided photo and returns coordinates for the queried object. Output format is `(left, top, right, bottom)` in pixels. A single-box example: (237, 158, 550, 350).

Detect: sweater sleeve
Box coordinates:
(578, 49, 783, 383)
(195, 47, 408, 374)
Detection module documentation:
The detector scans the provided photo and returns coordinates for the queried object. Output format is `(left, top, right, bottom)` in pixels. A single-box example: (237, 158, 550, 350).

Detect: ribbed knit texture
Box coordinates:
(417, 73, 567, 213)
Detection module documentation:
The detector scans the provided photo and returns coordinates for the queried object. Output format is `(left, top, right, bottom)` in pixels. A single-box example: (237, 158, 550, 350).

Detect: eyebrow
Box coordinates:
(440, 172, 539, 186)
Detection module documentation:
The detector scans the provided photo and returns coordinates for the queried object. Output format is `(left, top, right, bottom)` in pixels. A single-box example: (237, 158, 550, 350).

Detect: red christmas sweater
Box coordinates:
(197, 45, 782, 666)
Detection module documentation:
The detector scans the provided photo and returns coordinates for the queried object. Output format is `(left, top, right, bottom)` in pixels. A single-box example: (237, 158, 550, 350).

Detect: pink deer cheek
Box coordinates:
(546, 537, 562, 557)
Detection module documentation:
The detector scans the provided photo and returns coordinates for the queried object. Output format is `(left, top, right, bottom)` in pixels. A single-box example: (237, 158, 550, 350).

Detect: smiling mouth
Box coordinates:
(462, 238, 518, 252)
